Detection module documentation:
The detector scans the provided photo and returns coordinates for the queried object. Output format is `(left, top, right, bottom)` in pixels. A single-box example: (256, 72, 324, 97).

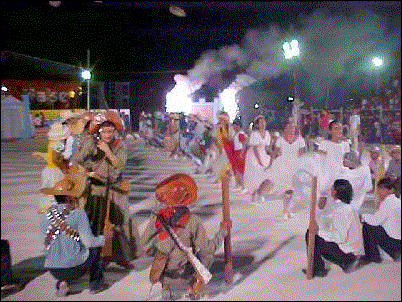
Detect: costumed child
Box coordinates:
(39, 168, 109, 296)
(32, 121, 71, 214)
(140, 173, 229, 300)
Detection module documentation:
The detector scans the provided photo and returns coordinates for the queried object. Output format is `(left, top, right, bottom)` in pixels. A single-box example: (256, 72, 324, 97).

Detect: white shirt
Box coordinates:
(349, 114, 361, 131)
(318, 201, 364, 255)
(335, 165, 373, 210)
(362, 194, 401, 240)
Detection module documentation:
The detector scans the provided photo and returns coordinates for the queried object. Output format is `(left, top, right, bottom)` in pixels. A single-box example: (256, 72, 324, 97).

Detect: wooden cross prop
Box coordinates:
(306, 176, 318, 280)
(221, 169, 233, 284)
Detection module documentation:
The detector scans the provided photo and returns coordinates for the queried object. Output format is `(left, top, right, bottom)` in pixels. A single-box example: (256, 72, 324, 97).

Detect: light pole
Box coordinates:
(81, 69, 91, 110)
(372, 56, 383, 93)
(283, 39, 300, 127)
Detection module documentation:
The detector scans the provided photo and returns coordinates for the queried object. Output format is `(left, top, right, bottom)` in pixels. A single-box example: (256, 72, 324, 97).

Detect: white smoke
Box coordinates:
(167, 5, 400, 114)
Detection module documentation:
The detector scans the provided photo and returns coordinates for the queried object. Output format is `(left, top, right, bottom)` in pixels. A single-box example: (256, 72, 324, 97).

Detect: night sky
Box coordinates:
(1, 1, 401, 115)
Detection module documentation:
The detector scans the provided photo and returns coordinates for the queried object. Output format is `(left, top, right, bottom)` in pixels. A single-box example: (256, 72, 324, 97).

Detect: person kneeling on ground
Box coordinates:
(358, 177, 401, 266)
(304, 179, 364, 278)
(140, 173, 230, 300)
(39, 170, 111, 296)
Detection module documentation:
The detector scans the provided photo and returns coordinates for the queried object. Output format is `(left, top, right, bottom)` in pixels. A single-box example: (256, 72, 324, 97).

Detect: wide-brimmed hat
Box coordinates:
(69, 112, 92, 135)
(47, 122, 70, 141)
(60, 110, 79, 122)
(217, 111, 230, 123)
(155, 173, 198, 206)
(89, 110, 124, 134)
(253, 114, 266, 123)
(170, 112, 180, 120)
(40, 166, 88, 198)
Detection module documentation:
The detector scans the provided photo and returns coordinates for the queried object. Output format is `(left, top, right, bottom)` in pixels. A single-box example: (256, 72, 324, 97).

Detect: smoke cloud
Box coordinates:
(172, 5, 400, 119)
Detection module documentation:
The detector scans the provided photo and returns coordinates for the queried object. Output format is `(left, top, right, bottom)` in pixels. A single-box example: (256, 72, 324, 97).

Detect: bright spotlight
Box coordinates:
(254, 103, 259, 109)
(283, 39, 300, 59)
(81, 69, 91, 80)
(1, 86, 8, 92)
(372, 57, 383, 67)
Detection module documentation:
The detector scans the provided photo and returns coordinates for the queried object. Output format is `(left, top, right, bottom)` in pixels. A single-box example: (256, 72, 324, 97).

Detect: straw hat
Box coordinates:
(88, 110, 124, 134)
(155, 173, 198, 206)
(47, 122, 70, 141)
(69, 113, 92, 135)
(170, 112, 180, 120)
(40, 166, 88, 198)
(217, 111, 230, 123)
(60, 110, 79, 122)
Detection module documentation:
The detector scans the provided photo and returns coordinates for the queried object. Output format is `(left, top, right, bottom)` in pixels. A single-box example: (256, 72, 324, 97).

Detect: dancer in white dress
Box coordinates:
(316, 120, 351, 199)
(243, 115, 275, 203)
(268, 121, 307, 219)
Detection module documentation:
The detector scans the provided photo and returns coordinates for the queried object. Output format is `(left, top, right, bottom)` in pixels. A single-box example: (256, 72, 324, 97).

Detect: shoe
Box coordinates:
(392, 252, 401, 262)
(90, 282, 109, 294)
(343, 257, 361, 273)
(302, 268, 329, 278)
(56, 281, 69, 297)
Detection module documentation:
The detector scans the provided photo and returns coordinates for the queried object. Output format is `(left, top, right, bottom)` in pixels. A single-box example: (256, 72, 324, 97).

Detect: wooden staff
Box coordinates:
(100, 175, 113, 259)
(306, 176, 318, 280)
(373, 145, 386, 210)
(221, 170, 233, 284)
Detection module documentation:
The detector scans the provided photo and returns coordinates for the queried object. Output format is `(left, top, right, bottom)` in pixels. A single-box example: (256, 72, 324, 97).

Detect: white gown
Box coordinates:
(267, 136, 306, 195)
(243, 130, 273, 195)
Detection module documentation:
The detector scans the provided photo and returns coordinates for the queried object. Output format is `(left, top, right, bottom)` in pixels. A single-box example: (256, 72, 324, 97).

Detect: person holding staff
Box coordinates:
(73, 110, 139, 268)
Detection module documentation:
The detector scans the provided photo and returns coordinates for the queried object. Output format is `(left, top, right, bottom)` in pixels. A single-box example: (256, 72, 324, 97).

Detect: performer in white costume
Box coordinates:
(243, 115, 275, 203)
(268, 121, 307, 219)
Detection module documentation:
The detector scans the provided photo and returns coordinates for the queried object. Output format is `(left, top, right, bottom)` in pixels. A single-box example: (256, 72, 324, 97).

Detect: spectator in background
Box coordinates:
(368, 146, 385, 189)
(319, 109, 330, 139)
(349, 107, 361, 155)
(385, 145, 401, 198)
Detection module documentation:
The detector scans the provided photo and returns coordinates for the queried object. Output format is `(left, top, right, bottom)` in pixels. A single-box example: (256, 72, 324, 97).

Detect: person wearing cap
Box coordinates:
(60, 110, 91, 165)
(39, 168, 110, 295)
(316, 150, 373, 224)
(73, 110, 139, 268)
(32, 122, 71, 214)
(140, 173, 230, 300)
(385, 145, 401, 197)
(243, 114, 275, 203)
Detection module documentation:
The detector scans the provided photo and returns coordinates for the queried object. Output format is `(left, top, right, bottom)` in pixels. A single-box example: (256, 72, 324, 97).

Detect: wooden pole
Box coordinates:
(306, 176, 318, 280)
(221, 170, 233, 284)
(373, 146, 386, 210)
